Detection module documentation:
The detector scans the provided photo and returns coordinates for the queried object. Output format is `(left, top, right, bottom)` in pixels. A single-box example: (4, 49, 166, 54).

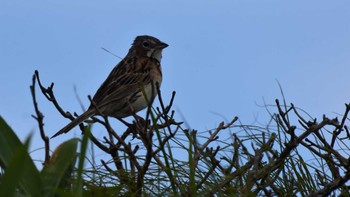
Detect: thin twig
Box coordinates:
(30, 72, 51, 164)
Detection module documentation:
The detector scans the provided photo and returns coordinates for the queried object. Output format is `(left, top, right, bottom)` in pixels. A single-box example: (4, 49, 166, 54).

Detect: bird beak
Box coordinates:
(156, 42, 169, 49)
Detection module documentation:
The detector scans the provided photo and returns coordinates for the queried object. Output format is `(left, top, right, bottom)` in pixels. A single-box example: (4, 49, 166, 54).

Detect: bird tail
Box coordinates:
(51, 110, 95, 138)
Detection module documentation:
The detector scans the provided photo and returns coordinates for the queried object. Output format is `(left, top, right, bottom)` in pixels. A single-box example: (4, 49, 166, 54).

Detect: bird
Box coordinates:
(51, 35, 168, 138)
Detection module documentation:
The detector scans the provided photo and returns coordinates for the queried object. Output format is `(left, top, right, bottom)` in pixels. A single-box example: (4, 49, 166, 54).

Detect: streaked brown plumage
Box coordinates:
(51, 35, 168, 138)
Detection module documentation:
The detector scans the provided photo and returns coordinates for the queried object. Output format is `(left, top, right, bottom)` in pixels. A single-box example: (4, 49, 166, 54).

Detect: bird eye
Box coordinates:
(142, 41, 150, 48)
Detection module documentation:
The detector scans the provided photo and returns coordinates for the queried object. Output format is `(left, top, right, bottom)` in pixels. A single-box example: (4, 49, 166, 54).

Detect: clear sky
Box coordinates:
(1, 1, 350, 165)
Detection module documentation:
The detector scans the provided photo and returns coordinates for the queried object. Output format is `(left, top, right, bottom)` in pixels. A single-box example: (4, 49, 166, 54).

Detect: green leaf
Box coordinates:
(73, 126, 91, 196)
(0, 116, 42, 197)
(0, 116, 24, 168)
(41, 138, 79, 196)
(0, 138, 31, 196)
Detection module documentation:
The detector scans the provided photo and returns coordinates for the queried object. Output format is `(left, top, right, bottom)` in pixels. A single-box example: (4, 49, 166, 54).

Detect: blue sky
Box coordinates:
(1, 1, 350, 165)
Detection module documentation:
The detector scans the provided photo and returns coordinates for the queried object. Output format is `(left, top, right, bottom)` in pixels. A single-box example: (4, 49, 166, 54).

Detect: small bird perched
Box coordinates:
(51, 35, 168, 138)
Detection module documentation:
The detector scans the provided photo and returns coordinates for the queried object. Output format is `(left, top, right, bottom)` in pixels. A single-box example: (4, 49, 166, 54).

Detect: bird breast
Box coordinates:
(131, 79, 161, 113)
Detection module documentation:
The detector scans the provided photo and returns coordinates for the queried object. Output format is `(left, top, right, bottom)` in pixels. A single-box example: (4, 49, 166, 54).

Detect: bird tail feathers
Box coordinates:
(51, 110, 95, 138)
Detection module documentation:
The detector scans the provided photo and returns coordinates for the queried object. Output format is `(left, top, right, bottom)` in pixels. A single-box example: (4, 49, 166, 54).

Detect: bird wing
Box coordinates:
(91, 56, 158, 111)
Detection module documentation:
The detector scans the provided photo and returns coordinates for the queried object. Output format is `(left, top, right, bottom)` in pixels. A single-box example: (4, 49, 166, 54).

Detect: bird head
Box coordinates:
(129, 35, 168, 62)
